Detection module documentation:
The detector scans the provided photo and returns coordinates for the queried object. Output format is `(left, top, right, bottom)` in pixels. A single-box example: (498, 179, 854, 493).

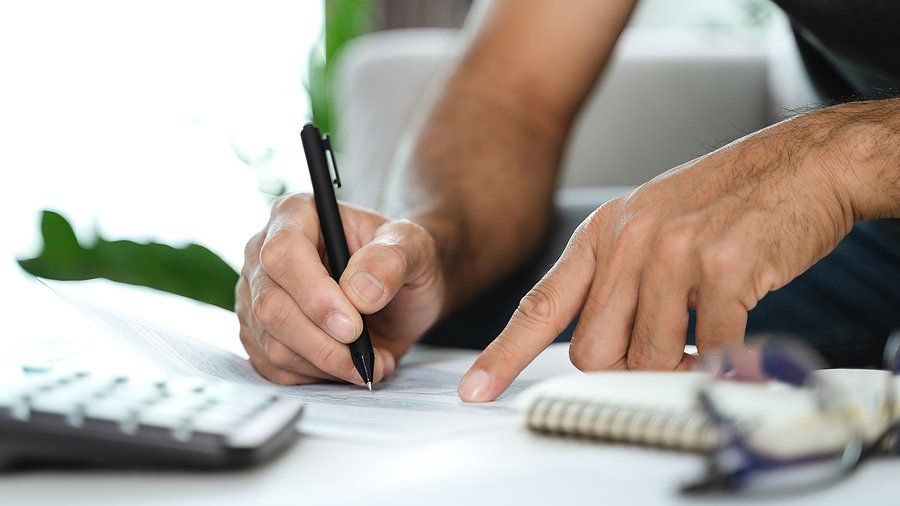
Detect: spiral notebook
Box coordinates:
(515, 370, 894, 453)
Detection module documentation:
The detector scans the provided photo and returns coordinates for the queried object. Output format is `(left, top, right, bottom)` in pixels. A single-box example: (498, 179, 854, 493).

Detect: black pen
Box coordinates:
(300, 123, 375, 391)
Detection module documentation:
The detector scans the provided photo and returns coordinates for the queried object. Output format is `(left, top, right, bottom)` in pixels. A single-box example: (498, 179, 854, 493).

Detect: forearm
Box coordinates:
(773, 98, 900, 232)
(380, 0, 636, 314)
(383, 75, 566, 314)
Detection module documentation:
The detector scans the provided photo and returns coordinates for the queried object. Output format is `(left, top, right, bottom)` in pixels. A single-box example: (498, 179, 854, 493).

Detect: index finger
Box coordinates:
(258, 198, 364, 345)
(458, 234, 596, 402)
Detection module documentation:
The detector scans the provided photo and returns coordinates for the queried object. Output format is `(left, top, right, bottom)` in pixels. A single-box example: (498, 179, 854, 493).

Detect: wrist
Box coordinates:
(813, 99, 900, 222)
(407, 209, 472, 316)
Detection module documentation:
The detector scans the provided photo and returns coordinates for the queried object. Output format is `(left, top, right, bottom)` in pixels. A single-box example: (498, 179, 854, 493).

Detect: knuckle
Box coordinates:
(568, 340, 593, 371)
(516, 285, 560, 328)
(311, 298, 340, 328)
(482, 336, 523, 370)
(568, 338, 617, 372)
(248, 357, 265, 377)
(272, 192, 314, 216)
(568, 220, 597, 254)
(617, 211, 654, 245)
(627, 327, 682, 372)
(238, 328, 255, 352)
(699, 242, 745, 282)
(583, 290, 609, 316)
(594, 197, 625, 221)
(267, 369, 303, 386)
(625, 353, 648, 371)
(258, 233, 291, 276)
(395, 218, 436, 259)
(377, 242, 410, 281)
(655, 223, 695, 259)
(251, 288, 287, 329)
(311, 344, 344, 374)
(263, 342, 296, 369)
(392, 218, 428, 240)
(625, 344, 657, 371)
(579, 202, 616, 237)
(569, 327, 627, 372)
(270, 194, 291, 214)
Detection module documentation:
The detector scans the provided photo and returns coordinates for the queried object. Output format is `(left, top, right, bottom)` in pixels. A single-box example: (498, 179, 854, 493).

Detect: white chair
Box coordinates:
(331, 22, 818, 210)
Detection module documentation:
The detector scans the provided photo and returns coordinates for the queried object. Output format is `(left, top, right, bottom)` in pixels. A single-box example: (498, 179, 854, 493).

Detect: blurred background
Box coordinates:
(1, 0, 817, 327)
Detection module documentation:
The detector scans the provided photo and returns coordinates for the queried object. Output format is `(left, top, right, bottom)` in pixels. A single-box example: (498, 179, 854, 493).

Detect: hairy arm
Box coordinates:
(457, 95, 900, 402)
(819, 98, 900, 222)
(383, 0, 637, 314)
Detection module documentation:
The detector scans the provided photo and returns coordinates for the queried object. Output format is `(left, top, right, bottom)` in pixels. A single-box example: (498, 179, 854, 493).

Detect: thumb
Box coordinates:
(458, 233, 596, 402)
(339, 219, 438, 315)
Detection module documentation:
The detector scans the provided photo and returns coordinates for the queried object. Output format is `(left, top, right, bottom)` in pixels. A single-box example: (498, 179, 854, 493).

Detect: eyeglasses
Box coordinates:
(682, 330, 900, 496)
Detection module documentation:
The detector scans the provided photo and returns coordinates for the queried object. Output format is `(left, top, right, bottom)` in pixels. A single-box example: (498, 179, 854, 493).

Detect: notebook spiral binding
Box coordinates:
(525, 396, 721, 451)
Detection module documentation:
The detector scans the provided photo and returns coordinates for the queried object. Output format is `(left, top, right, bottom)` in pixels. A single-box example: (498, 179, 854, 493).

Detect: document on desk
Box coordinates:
(47, 282, 559, 444)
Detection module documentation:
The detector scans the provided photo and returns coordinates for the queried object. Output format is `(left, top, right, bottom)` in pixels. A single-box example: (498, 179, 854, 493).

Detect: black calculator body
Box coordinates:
(0, 366, 303, 469)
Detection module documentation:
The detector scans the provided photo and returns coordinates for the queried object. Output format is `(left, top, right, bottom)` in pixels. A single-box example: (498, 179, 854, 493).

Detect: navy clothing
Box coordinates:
(772, 0, 900, 102)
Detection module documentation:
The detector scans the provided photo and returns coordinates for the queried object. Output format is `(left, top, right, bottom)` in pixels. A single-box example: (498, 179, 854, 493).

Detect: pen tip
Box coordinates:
(366, 381, 373, 392)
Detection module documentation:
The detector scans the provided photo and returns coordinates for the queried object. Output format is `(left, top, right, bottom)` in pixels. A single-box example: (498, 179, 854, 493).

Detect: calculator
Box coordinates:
(0, 365, 303, 469)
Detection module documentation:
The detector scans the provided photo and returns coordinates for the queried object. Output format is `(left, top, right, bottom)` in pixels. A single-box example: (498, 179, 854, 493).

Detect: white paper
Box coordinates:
(46, 281, 552, 444)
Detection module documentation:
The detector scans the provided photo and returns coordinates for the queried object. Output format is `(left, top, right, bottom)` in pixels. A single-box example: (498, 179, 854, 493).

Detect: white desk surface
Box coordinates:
(3, 280, 900, 506)
(3, 418, 900, 506)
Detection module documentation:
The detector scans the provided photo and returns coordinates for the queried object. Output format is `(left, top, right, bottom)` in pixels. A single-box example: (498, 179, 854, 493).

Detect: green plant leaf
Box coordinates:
(18, 210, 239, 311)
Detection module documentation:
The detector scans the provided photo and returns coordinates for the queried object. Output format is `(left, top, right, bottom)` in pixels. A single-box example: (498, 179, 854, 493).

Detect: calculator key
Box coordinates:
(138, 407, 190, 430)
(138, 398, 208, 427)
(22, 370, 72, 393)
(151, 396, 209, 413)
(160, 378, 208, 397)
(112, 383, 165, 405)
(204, 383, 251, 399)
(84, 397, 139, 423)
(208, 403, 257, 420)
(30, 390, 84, 417)
(30, 378, 111, 412)
(191, 410, 244, 436)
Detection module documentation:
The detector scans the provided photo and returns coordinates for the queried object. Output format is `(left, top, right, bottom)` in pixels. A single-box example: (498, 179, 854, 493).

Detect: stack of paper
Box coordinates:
(41, 280, 575, 444)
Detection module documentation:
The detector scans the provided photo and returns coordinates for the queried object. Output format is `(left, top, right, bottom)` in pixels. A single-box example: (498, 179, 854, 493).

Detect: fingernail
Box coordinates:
(458, 369, 492, 402)
(324, 312, 357, 343)
(349, 271, 385, 305)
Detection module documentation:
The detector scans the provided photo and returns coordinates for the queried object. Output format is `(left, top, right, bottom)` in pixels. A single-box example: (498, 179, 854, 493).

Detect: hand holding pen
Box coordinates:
(234, 124, 446, 388)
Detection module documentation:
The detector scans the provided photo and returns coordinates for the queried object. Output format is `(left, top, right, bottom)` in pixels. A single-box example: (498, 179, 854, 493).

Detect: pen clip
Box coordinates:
(322, 135, 342, 188)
